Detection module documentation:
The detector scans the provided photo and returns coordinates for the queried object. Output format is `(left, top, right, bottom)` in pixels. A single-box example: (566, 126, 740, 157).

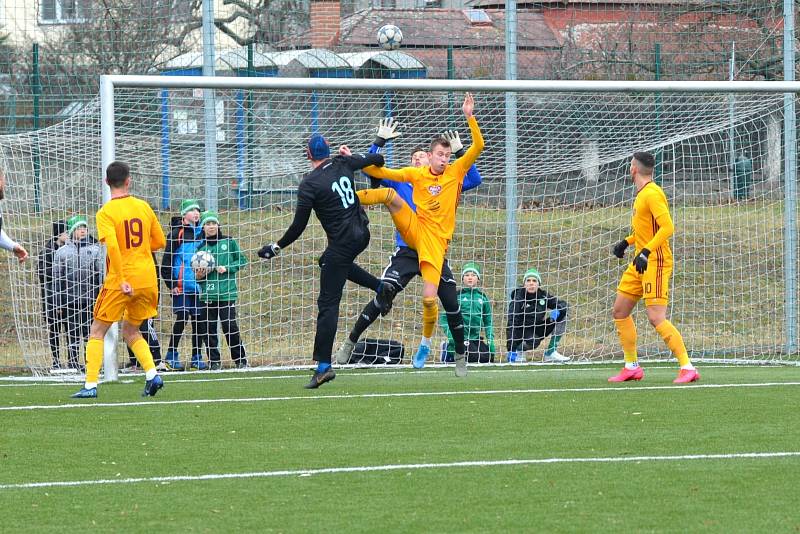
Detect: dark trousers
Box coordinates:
(315, 237, 369, 364)
(45, 307, 67, 367)
(65, 300, 91, 368)
(200, 301, 246, 364)
(168, 314, 201, 357)
(126, 318, 162, 365)
(509, 321, 557, 352)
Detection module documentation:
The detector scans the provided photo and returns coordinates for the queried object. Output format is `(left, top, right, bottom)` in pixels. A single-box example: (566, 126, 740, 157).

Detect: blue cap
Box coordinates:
(307, 134, 330, 160)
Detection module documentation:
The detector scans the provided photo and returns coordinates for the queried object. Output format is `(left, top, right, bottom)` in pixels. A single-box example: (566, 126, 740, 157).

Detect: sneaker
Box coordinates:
(608, 366, 644, 382)
(210, 362, 222, 371)
(376, 282, 397, 317)
(454, 353, 467, 377)
(543, 350, 571, 363)
(304, 367, 336, 389)
(142, 374, 164, 397)
(121, 361, 140, 373)
(165, 359, 184, 371)
(412, 344, 430, 369)
(190, 358, 208, 371)
(235, 360, 249, 369)
(507, 351, 518, 363)
(673, 368, 700, 384)
(71, 387, 97, 399)
(335, 339, 356, 365)
(155, 361, 168, 372)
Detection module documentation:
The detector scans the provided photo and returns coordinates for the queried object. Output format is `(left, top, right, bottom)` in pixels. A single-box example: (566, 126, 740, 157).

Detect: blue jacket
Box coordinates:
(365, 143, 482, 247)
(160, 217, 203, 294)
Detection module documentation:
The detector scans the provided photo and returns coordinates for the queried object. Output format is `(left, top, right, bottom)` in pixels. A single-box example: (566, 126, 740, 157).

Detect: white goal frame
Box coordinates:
(99, 75, 800, 379)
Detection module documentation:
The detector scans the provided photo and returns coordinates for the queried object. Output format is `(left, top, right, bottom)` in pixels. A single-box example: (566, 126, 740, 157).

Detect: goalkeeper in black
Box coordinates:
(258, 134, 385, 389)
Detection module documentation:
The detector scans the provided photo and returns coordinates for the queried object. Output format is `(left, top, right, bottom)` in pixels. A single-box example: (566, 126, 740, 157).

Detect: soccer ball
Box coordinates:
(377, 24, 403, 51)
(191, 250, 215, 271)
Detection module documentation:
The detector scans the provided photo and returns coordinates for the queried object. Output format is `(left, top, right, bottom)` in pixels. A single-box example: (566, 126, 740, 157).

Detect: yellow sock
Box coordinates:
(422, 297, 438, 338)
(85, 337, 103, 385)
(129, 337, 156, 372)
(614, 316, 638, 364)
(655, 320, 690, 367)
(357, 188, 395, 206)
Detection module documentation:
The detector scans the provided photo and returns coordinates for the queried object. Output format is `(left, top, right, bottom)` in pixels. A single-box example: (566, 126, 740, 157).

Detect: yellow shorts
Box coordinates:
(392, 201, 448, 285)
(616, 256, 672, 306)
(93, 285, 159, 325)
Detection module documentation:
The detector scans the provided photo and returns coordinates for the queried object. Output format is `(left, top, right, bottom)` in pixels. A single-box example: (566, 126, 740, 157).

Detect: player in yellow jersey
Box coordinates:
(358, 92, 484, 377)
(609, 151, 700, 384)
(71, 161, 167, 398)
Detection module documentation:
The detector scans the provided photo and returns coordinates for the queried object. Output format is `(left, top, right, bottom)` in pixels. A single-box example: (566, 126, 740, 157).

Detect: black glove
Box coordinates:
(633, 248, 650, 274)
(612, 239, 629, 259)
(257, 243, 280, 260)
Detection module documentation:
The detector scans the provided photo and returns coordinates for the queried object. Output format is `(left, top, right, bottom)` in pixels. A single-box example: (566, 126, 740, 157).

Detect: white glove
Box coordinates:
(443, 130, 464, 156)
(374, 117, 401, 147)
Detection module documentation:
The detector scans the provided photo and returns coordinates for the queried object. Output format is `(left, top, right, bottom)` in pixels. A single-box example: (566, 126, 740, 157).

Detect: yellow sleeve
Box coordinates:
(644, 190, 674, 251)
(361, 165, 417, 183)
(148, 206, 166, 251)
(450, 116, 485, 178)
(97, 210, 124, 278)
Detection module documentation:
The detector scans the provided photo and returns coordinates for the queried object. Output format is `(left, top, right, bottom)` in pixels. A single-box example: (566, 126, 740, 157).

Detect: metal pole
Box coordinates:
(31, 43, 41, 213)
(504, 0, 519, 301)
(654, 43, 662, 184)
(784, 0, 798, 353)
(202, 0, 218, 211)
(729, 41, 736, 173)
(99, 76, 119, 382)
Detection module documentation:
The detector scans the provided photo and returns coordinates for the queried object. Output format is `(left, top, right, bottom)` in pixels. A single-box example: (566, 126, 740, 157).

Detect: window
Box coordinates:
(40, 0, 86, 24)
(462, 9, 492, 26)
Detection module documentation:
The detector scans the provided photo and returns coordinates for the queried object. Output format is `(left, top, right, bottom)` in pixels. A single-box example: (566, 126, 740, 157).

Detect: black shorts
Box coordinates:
(380, 246, 455, 290)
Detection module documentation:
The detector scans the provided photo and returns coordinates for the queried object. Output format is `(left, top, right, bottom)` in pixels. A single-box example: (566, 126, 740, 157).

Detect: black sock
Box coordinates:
(349, 300, 381, 343)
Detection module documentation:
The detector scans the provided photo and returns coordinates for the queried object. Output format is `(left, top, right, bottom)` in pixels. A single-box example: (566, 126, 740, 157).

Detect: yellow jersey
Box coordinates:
(626, 181, 674, 261)
(364, 116, 484, 241)
(96, 195, 166, 289)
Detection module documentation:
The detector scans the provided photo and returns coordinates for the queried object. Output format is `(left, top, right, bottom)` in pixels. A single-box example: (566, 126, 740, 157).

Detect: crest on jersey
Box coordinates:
(427, 184, 442, 196)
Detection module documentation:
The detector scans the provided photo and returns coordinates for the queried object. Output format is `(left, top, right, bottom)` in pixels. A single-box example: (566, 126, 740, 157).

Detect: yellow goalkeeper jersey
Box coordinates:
(96, 195, 166, 289)
(364, 116, 484, 241)
(627, 181, 674, 261)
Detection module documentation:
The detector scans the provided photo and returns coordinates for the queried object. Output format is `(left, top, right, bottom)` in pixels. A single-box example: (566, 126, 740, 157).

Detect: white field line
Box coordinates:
(1, 451, 798, 491)
(0, 363, 779, 387)
(3, 381, 800, 412)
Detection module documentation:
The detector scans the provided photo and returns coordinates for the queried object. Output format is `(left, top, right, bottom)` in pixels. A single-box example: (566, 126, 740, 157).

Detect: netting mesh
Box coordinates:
(0, 85, 795, 373)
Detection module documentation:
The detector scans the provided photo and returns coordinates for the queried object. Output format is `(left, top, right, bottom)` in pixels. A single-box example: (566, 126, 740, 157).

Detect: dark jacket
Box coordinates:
(37, 238, 64, 310)
(197, 229, 247, 302)
(506, 287, 568, 352)
(160, 216, 202, 294)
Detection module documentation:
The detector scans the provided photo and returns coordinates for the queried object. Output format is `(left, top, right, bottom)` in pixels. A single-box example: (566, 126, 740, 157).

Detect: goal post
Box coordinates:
(5, 75, 800, 378)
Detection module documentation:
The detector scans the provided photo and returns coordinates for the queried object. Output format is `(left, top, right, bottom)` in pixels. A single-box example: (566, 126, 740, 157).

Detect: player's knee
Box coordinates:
(422, 296, 437, 310)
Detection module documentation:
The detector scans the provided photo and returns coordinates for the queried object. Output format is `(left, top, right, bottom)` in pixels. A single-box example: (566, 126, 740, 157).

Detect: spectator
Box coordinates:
(53, 215, 102, 371)
(160, 199, 206, 370)
(195, 210, 248, 370)
(37, 220, 68, 369)
(439, 262, 495, 363)
(506, 268, 570, 363)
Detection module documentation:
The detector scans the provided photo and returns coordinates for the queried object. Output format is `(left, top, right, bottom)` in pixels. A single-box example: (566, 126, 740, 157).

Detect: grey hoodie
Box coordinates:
(53, 236, 102, 305)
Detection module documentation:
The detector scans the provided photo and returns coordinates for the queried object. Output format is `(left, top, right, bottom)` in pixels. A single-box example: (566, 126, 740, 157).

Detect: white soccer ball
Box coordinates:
(191, 250, 215, 271)
(377, 24, 403, 51)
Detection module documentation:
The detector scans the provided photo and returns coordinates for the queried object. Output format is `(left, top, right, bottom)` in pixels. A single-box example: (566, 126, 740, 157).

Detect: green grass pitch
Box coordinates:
(1, 364, 800, 532)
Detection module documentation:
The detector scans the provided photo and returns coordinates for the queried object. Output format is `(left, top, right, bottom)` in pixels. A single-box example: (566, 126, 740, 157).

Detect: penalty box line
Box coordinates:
(2, 381, 800, 411)
(1, 451, 799, 491)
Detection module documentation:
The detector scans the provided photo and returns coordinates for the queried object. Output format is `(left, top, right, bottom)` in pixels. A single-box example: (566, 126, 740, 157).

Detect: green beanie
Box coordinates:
(523, 268, 541, 285)
(66, 214, 88, 235)
(180, 199, 201, 216)
(461, 262, 481, 280)
(200, 210, 219, 226)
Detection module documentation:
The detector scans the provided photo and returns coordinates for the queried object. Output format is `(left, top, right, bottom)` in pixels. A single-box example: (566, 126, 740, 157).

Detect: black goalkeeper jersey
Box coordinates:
(277, 152, 384, 249)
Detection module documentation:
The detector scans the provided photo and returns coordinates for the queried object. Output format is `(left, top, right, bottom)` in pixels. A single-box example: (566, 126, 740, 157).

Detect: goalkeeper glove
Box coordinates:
(443, 130, 465, 157)
(373, 117, 401, 148)
(612, 239, 630, 259)
(549, 309, 561, 322)
(633, 248, 650, 274)
(257, 243, 280, 260)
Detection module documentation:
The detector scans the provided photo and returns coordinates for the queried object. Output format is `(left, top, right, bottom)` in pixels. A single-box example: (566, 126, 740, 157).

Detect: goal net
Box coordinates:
(1, 77, 797, 375)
